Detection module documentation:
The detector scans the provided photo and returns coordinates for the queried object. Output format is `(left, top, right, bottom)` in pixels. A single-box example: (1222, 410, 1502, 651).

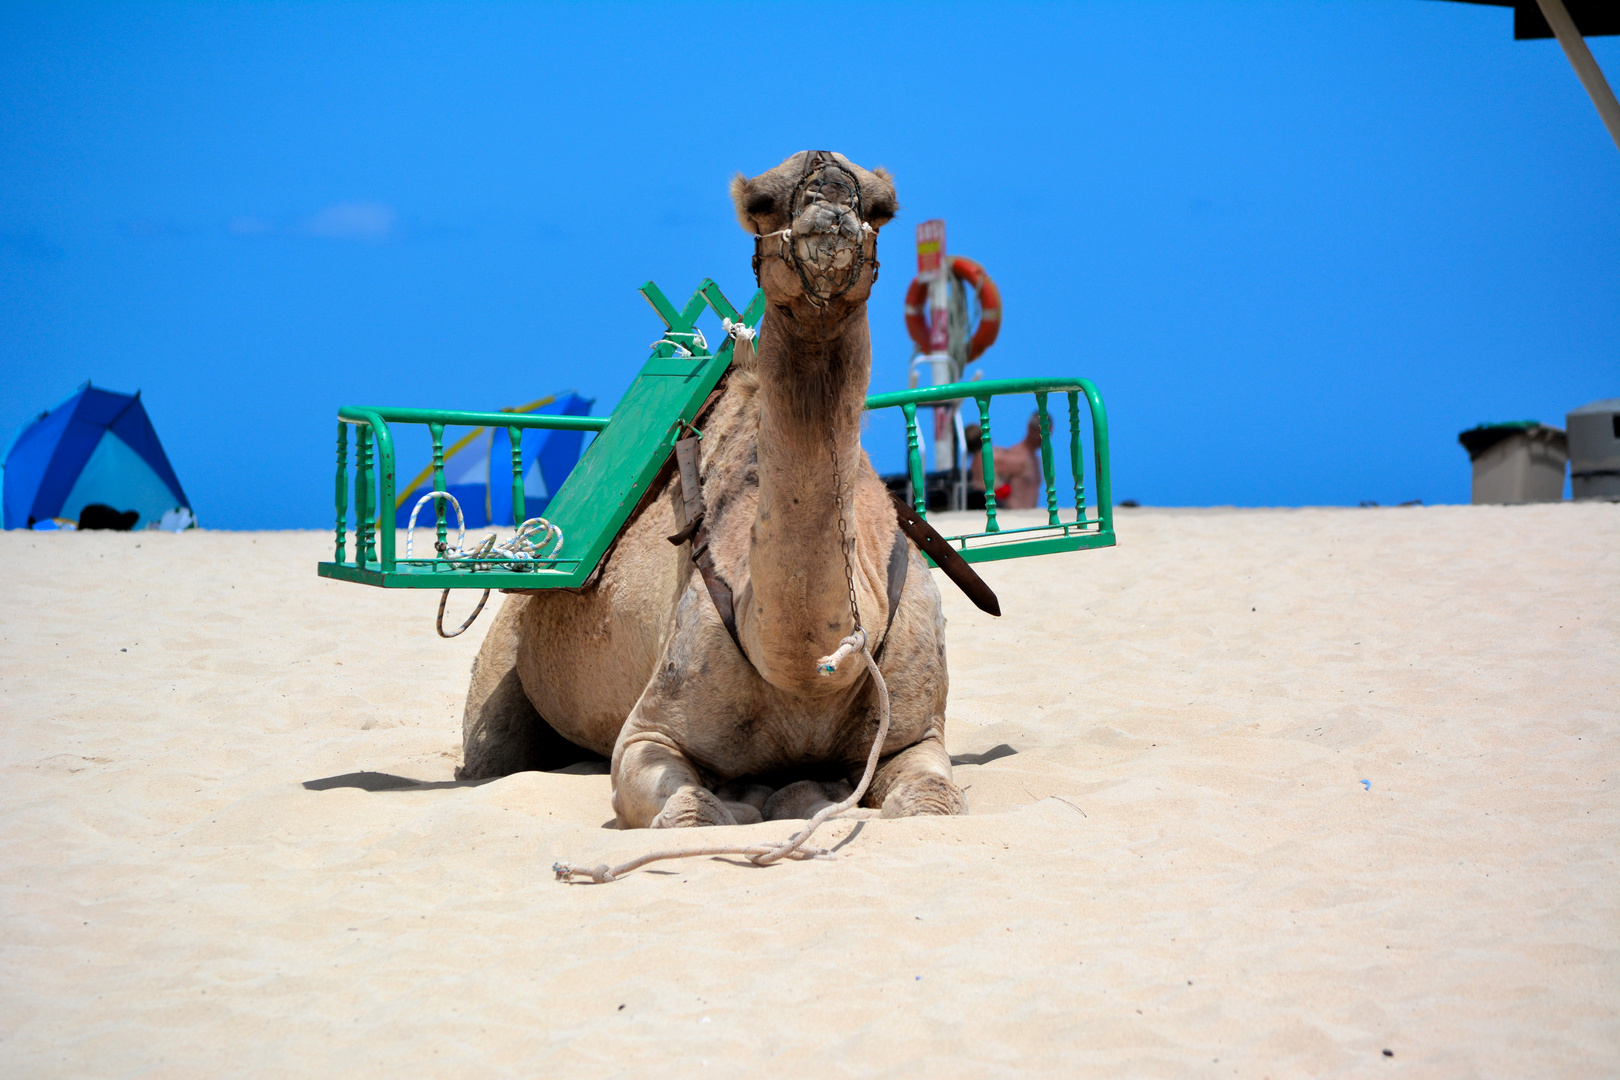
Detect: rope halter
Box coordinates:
(753, 151, 879, 306)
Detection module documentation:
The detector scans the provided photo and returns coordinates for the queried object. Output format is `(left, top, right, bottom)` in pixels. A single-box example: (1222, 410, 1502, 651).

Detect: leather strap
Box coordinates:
(888, 492, 1001, 617)
(667, 451, 916, 666)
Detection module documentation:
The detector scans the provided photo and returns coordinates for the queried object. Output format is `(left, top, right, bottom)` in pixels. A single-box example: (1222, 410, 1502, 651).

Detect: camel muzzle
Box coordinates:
(753, 151, 877, 306)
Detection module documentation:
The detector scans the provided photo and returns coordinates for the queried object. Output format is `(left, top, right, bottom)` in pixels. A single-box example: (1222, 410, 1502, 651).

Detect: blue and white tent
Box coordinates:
(393, 392, 594, 529)
(3, 383, 192, 530)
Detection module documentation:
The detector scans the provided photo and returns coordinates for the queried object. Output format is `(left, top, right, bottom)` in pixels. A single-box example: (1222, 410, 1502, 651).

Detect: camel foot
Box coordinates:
(714, 780, 773, 814)
(650, 787, 738, 829)
(879, 774, 967, 818)
(723, 801, 763, 825)
(763, 779, 854, 821)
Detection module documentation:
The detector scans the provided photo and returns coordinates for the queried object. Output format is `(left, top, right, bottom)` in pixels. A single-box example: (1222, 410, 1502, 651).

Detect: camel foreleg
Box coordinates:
(612, 731, 743, 829)
(864, 726, 967, 817)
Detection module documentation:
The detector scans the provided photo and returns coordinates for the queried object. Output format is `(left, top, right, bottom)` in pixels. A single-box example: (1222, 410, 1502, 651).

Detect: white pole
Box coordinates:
(1535, 0, 1620, 152)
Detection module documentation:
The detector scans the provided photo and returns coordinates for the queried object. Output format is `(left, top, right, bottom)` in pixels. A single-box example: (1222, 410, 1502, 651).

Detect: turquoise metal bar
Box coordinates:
(354, 425, 374, 566)
(339, 408, 396, 571)
(507, 426, 524, 528)
(1068, 391, 1084, 516)
(974, 394, 1000, 533)
(1081, 380, 1113, 537)
(334, 422, 348, 564)
(429, 422, 447, 557)
(347, 407, 607, 433)
(901, 403, 926, 517)
(1035, 390, 1058, 526)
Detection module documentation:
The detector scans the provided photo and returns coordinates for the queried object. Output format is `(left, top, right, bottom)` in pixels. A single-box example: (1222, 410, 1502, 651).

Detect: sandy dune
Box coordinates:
(2, 504, 1615, 1077)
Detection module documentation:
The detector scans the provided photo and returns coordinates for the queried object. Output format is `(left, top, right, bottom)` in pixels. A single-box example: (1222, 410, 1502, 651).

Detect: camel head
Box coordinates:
(731, 151, 897, 331)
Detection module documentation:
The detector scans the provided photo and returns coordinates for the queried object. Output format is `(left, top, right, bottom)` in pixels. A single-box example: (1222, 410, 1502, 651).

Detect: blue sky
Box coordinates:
(2, 1, 1615, 527)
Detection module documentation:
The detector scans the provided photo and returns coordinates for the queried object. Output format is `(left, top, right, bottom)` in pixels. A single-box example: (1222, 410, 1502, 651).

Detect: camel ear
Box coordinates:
(731, 172, 764, 235)
(865, 166, 898, 229)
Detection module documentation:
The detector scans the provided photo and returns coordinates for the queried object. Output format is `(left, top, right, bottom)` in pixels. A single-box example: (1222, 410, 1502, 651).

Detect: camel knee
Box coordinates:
(613, 734, 728, 829)
(865, 734, 965, 817)
(879, 773, 967, 817)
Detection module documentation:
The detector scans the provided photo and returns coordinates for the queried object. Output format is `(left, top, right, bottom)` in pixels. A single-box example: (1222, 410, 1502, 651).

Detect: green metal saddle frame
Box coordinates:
(317, 279, 1116, 591)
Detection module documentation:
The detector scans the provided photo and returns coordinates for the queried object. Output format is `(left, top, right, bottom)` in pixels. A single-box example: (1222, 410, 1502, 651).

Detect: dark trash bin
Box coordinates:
(1457, 421, 1567, 504)
(1565, 399, 1620, 502)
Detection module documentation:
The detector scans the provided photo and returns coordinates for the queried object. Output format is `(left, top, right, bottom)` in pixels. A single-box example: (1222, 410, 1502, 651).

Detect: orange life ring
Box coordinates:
(903, 255, 1002, 362)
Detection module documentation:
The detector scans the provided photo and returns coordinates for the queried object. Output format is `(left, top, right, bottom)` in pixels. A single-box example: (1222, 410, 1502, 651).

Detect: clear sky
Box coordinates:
(2, 1, 1615, 528)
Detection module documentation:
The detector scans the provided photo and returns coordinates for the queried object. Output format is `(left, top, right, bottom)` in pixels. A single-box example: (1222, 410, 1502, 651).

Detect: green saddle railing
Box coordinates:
(317, 279, 1115, 591)
(871, 378, 1115, 563)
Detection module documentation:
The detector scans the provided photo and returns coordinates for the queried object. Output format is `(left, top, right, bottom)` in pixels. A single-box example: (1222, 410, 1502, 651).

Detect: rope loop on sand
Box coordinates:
(553, 630, 889, 884)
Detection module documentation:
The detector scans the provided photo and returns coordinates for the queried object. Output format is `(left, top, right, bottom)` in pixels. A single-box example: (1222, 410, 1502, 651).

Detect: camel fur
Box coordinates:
(458, 151, 967, 828)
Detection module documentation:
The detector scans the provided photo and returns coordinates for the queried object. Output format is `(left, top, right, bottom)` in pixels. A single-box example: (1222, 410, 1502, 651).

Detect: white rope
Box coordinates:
(553, 629, 888, 884)
(404, 490, 564, 637)
(721, 317, 755, 345)
(649, 328, 707, 358)
(405, 490, 564, 568)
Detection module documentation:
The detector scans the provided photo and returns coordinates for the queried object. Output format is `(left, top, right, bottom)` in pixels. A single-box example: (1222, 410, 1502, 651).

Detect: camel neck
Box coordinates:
(739, 308, 874, 692)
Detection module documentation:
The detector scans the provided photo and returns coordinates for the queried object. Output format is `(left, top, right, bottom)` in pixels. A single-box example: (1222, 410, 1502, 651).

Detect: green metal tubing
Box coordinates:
(866, 376, 1095, 410)
(339, 409, 396, 571)
(333, 422, 348, 564)
(338, 406, 607, 433)
(1035, 390, 1058, 526)
(1068, 391, 1084, 515)
(506, 426, 524, 528)
(901, 403, 926, 517)
(429, 422, 447, 557)
(354, 425, 373, 566)
(974, 395, 1000, 533)
(958, 530, 1116, 565)
(864, 376, 1113, 535)
(1079, 380, 1113, 535)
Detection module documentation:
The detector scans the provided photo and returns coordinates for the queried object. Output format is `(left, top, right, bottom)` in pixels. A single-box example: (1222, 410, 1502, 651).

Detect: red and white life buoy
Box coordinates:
(904, 255, 1003, 362)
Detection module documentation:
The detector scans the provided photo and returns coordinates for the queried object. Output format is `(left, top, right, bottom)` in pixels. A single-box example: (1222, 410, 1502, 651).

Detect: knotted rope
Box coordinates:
(403, 490, 563, 638)
(552, 629, 890, 884)
(720, 317, 755, 345)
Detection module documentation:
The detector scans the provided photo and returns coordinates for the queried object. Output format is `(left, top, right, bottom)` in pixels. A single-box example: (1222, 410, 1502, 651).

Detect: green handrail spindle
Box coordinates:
(1036, 391, 1059, 526)
(354, 425, 374, 566)
(1068, 391, 1085, 518)
(975, 395, 1000, 533)
(507, 426, 525, 528)
(429, 422, 447, 559)
(1086, 381, 1114, 537)
(334, 421, 348, 564)
(901, 402, 926, 517)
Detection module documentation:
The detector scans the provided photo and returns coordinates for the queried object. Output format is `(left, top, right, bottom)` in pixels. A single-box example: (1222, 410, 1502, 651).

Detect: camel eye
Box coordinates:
(746, 193, 776, 217)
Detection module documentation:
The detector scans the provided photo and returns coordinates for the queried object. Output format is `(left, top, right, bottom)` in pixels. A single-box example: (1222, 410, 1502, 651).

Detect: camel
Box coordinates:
(457, 151, 967, 829)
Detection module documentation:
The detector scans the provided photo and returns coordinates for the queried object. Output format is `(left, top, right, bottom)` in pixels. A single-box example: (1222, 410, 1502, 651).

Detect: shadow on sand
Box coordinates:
(950, 743, 1018, 767)
(302, 758, 610, 793)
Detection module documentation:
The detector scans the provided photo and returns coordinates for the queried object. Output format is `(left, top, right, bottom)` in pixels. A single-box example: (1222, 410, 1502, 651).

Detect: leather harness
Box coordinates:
(666, 434, 1001, 670)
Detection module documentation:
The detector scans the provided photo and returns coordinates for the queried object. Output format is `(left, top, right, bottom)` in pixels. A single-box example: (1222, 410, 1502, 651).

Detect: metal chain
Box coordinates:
(826, 344, 862, 633)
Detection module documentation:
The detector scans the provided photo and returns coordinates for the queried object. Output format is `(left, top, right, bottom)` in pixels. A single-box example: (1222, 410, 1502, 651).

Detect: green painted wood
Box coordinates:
(319, 278, 764, 590)
(953, 530, 1115, 565)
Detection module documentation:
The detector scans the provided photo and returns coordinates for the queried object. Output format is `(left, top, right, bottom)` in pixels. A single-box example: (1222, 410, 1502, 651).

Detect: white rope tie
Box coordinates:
(554, 629, 889, 884)
(649, 328, 707, 358)
(721, 317, 755, 345)
(404, 490, 564, 638)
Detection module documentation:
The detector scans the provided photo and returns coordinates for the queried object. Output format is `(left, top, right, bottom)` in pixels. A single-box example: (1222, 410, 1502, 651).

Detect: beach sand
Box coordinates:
(2, 504, 1615, 1077)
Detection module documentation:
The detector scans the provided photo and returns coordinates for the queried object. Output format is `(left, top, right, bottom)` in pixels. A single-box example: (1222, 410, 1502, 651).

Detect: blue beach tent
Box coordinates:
(3, 383, 192, 530)
(393, 391, 594, 529)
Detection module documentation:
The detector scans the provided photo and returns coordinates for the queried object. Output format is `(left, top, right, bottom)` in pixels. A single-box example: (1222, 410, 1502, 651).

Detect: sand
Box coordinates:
(2, 504, 1615, 1077)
